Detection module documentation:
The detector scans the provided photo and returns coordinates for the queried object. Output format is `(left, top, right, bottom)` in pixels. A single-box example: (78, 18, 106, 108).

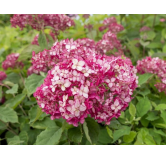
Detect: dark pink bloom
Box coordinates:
(2, 53, 24, 70)
(11, 14, 75, 35)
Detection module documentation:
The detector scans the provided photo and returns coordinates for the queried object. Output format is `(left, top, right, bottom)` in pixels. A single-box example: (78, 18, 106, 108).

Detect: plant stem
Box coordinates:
(0, 119, 18, 136)
(153, 14, 157, 28)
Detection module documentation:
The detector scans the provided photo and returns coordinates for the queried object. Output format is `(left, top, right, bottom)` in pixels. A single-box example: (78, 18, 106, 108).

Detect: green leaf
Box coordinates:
(6, 84, 18, 94)
(44, 26, 54, 30)
(146, 42, 162, 49)
(139, 40, 150, 47)
(138, 73, 153, 86)
(29, 105, 47, 124)
(146, 31, 156, 40)
(0, 86, 2, 100)
(68, 126, 82, 143)
(109, 118, 122, 129)
(0, 107, 18, 123)
(134, 128, 155, 145)
(129, 102, 136, 117)
(87, 30, 97, 39)
(19, 131, 28, 145)
(154, 128, 166, 137)
(36, 126, 62, 145)
(155, 104, 166, 111)
(25, 74, 44, 97)
(2, 94, 26, 109)
(5, 73, 20, 84)
(140, 115, 149, 127)
(113, 126, 131, 142)
(146, 111, 159, 121)
(144, 134, 156, 145)
(123, 131, 137, 143)
(31, 117, 56, 129)
(106, 126, 113, 139)
(38, 32, 48, 50)
(0, 120, 7, 130)
(18, 45, 43, 61)
(151, 118, 166, 129)
(83, 117, 100, 144)
(98, 128, 112, 144)
(136, 97, 152, 117)
(160, 111, 166, 123)
(7, 136, 24, 145)
(149, 129, 161, 145)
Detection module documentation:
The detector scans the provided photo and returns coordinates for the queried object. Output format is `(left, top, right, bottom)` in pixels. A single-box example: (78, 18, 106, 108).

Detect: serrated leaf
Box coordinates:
(31, 117, 56, 129)
(98, 128, 112, 144)
(25, 74, 44, 96)
(5, 73, 20, 84)
(155, 104, 166, 111)
(123, 131, 137, 143)
(83, 118, 100, 144)
(129, 102, 136, 117)
(6, 84, 18, 94)
(68, 126, 82, 143)
(136, 97, 151, 117)
(36, 126, 62, 145)
(29, 105, 47, 124)
(113, 126, 131, 142)
(7, 136, 24, 145)
(151, 118, 166, 129)
(154, 128, 166, 137)
(146, 111, 159, 121)
(146, 42, 162, 48)
(19, 131, 28, 145)
(149, 129, 161, 145)
(138, 73, 153, 86)
(2, 94, 26, 109)
(0, 107, 18, 123)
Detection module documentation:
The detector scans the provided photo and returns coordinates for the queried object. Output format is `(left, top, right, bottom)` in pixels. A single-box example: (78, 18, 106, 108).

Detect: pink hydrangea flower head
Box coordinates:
(99, 17, 123, 34)
(95, 31, 123, 55)
(34, 53, 138, 126)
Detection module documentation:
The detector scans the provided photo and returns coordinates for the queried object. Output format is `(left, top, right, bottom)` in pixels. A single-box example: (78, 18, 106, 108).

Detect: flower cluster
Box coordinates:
(99, 17, 124, 34)
(31, 31, 56, 46)
(34, 50, 138, 126)
(0, 71, 7, 81)
(96, 17, 124, 56)
(136, 56, 166, 94)
(11, 14, 75, 35)
(2, 53, 24, 70)
(28, 39, 97, 75)
(96, 31, 123, 55)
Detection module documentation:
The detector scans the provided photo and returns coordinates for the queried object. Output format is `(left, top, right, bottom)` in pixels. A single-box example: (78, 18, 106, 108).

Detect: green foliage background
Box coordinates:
(1, 14, 166, 145)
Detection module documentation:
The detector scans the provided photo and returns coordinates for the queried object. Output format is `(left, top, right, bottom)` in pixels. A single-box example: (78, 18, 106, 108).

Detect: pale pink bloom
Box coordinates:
(72, 59, 85, 71)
